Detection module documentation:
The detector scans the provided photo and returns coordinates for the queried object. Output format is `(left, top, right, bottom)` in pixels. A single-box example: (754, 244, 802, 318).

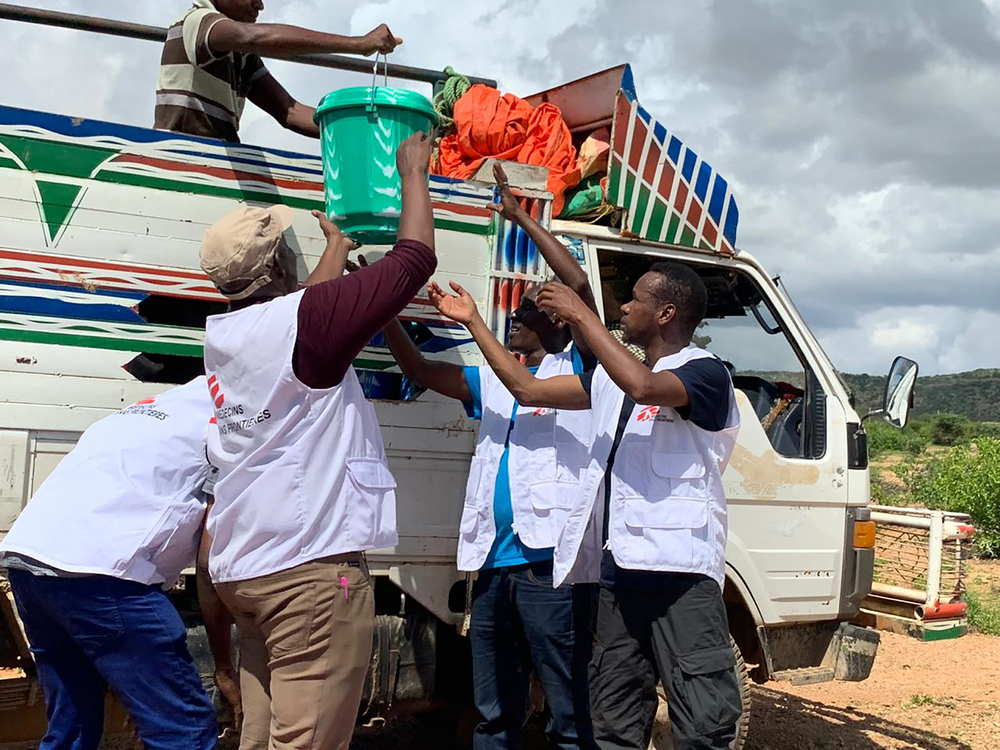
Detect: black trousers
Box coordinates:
(589, 574, 742, 750)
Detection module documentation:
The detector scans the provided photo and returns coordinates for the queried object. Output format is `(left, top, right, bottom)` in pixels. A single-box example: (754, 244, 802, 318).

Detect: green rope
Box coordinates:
(433, 66, 472, 135)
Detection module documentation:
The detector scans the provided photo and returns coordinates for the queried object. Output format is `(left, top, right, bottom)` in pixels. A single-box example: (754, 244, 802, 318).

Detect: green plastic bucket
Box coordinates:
(314, 86, 438, 245)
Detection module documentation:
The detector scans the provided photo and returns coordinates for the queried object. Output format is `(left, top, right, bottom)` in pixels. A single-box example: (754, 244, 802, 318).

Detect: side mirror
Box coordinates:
(860, 357, 918, 430)
(881, 356, 919, 428)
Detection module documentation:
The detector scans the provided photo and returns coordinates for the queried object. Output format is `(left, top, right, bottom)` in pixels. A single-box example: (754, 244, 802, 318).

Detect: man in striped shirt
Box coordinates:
(155, 0, 401, 142)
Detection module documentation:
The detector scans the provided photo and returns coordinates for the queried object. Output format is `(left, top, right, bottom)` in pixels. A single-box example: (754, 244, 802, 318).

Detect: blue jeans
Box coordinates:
(470, 561, 596, 750)
(8, 569, 217, 750)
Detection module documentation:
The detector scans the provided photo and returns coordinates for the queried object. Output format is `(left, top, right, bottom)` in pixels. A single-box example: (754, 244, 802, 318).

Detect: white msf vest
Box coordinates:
(457, 351, 591, 571)
(204, 290, 397, 584)
(0, 378, 213, 588)
(553, 346, 740, 588)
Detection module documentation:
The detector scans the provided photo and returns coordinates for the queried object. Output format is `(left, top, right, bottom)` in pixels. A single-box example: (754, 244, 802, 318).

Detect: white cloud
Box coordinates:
(1, 0, 998, 375)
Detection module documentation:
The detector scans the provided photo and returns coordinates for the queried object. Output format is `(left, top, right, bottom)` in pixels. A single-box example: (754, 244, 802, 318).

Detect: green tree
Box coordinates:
(927, 413, 971, 446)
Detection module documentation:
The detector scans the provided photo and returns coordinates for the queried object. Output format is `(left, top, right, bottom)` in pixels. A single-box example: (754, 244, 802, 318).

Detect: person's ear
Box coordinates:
(658, 303, 676, 326)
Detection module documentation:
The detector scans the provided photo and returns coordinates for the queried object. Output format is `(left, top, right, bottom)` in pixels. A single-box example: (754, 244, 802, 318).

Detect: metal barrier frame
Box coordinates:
(868, 505, 975, 620)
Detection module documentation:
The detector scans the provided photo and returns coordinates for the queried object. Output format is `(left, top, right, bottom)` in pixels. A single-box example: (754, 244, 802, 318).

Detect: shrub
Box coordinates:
(927, 413, 972, 447)
(866, 419, 929, 459)
(968, 422, 1000, 441)
(904, 438, 1000, 557)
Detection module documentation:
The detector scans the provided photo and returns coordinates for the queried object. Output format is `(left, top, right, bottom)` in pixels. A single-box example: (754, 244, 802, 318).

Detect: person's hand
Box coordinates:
(428, 281, 479, 326)
(344, 255, 369, 274)
(536, 282, 590, 327)
(396, 131, 434, 177)
(311, 210, 357, 253)
(487, 163, 525, 222)
(214, 668, 243, 730)
(360, 24, 403, 56)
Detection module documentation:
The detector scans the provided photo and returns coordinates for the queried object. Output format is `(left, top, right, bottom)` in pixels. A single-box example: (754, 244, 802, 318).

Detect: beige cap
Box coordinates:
(200, 205, 295, 301)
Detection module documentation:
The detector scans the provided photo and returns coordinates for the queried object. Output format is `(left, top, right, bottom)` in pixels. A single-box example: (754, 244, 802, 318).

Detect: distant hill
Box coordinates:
(744, 369, 1000, 422)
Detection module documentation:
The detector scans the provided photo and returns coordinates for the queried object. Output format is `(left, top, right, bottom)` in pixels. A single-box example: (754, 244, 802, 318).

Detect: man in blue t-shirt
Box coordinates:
(382, 164, 598, 750)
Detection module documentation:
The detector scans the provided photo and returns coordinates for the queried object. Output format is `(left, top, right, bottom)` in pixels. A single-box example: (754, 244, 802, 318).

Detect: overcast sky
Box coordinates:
(2, 0, 998, 376)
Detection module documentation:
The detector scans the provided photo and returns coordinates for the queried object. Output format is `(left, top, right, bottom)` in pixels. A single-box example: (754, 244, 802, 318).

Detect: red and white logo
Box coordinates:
(533, 407, 553, 417)
(637, 405, 660, 422)
(133, 397, 156, 406)
(207, 374, 225, 409)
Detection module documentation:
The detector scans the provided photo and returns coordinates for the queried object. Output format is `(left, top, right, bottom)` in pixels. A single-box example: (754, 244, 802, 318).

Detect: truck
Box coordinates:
(0, 8, 919, 749)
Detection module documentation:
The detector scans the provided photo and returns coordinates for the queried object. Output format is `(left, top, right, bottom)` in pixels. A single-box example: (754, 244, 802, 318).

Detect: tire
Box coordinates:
(649, 636, 752, 750)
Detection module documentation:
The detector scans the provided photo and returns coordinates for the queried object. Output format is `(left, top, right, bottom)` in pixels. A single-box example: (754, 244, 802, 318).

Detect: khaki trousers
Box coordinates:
(216, 553, 374, 750)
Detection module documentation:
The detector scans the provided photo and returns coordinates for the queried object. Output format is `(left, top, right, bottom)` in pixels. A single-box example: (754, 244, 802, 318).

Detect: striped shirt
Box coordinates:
(154, 0, 269, 142)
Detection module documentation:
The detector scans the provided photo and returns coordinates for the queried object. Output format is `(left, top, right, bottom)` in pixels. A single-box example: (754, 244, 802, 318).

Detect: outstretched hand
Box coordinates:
(360, 24, 402, 56)
(487, 163, 524, 222)
(536, 282, 590, 327)
(345, 254, 369, 274)
(428, 281, 479, 326)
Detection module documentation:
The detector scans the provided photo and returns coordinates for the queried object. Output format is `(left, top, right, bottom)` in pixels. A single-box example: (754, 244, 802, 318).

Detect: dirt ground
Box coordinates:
(743, 631, 1000, 750)
(2, 631, 998, 750)
(356, 630, 1000, 750)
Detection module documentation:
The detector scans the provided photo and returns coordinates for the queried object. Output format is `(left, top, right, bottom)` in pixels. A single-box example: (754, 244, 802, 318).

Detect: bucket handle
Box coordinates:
(367, 53, 390, 115)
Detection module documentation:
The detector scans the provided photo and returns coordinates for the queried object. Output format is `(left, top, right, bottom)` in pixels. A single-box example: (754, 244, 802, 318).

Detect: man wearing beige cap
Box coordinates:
(199, 131, 437, 750)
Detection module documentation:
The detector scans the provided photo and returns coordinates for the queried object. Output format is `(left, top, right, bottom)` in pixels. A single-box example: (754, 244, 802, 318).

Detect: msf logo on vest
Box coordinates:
(636, 405, 674, 424)
(207, 374, 272, 436)
(117, 395, 169, 421)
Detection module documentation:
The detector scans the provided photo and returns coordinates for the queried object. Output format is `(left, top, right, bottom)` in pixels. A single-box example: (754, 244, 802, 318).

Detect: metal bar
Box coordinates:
(0, 3, 498, 88)
(870, 582, 926, 604)
(871, 505, 972, 522)
(861, 595, 920, 620)
(926, 512, 944, 609)
(916, 601, 967, 621)
(870, 511, 932, 530)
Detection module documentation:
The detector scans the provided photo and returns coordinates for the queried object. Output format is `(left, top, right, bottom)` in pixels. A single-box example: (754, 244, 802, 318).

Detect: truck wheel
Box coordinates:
(649, 636, 751, 750)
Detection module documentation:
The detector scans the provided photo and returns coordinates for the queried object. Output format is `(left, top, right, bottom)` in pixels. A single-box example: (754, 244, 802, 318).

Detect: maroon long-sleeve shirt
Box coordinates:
(292, 239, 436, 389)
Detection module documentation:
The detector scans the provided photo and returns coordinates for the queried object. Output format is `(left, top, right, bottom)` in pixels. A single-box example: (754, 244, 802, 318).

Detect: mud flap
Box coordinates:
(832, 622, 880, 681)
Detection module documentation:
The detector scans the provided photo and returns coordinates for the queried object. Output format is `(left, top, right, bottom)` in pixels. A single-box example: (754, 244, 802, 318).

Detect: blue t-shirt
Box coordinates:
(463, 347, 588, 569)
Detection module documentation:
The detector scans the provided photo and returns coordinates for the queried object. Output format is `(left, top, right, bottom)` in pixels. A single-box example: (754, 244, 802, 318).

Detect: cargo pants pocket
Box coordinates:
(669, 644, 742, 742)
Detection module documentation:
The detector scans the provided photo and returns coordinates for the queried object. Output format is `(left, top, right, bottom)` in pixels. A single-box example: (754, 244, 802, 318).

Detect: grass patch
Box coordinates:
(902, 694, 956, 710)
(966, 589, 1000, 637)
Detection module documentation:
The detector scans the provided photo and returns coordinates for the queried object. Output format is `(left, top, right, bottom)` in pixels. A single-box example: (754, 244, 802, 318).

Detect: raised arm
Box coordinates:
(292, 133, 437, 389)
(489, 163, 599, 356)
(489, 164, 595, 305)
(301, 211, 357, 286)
(428, 281, 591, 410)
(537, 284, 690, 408)
(396, 132, 436, 250)
(382, 318, 471, 401)
(209, 19, 401, 59)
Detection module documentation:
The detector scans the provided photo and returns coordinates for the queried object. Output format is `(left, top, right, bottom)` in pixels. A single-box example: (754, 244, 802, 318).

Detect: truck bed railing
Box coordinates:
(0, 3, 498, 91)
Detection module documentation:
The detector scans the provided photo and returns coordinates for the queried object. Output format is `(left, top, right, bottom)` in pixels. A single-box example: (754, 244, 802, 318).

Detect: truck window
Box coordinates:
(596, 250, 822, 460)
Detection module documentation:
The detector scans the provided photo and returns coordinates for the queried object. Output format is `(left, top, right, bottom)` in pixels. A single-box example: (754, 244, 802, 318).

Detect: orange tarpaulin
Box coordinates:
(433, 84, 580, 215)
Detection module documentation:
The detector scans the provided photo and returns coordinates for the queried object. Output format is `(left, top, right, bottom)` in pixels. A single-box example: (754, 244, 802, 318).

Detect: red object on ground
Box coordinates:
(433, 84, 580, 215)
